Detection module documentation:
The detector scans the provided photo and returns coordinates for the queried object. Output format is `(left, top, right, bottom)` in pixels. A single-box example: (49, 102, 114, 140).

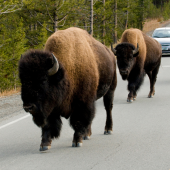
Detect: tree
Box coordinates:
(20, 0, 79, 48)
(0, 13, 27, 91)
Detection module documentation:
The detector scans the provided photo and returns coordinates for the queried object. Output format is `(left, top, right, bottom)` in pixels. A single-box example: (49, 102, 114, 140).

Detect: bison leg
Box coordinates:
(103, 89, 114, 135)
(147, 60, 161, 98)
(127, 83, 135, 103)
(127, 71, 145, 102)
(40, 115, 62, 151)
(70, 102, 95, 147)
(40, 125, 52, 151)
(133, 91, 137, 100)
(147, 71, 154, 98)
(83, 124, 92, 140)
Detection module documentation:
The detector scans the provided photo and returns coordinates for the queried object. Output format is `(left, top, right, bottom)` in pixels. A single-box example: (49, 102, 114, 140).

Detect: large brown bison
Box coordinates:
(111, 28, 161, 102)
(19, 27, 117, 151)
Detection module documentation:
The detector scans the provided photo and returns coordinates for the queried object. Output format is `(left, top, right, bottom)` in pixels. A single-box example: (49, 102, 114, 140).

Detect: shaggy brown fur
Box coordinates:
(19, 27, 117, 151)
(112, 28, 161, 102)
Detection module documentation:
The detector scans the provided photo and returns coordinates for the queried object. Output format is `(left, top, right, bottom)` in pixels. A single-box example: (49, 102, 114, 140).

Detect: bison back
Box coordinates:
(44, 27, 100, 101)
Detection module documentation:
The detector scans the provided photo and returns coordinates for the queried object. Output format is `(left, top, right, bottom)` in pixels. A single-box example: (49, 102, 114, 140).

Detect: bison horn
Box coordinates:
(111, 43, 117, 55)
(48, 53, 59, 76)
(133, 43, 139, 55)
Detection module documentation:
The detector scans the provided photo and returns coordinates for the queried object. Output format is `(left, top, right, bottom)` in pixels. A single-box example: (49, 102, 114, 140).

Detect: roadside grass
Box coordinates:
(143, 18, 170, 33)
(143, 18, 161, 33)
(0, 88, 20, 98)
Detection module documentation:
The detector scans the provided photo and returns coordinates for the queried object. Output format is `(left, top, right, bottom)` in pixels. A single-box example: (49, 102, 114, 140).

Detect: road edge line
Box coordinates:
(0, 114, 30, 130)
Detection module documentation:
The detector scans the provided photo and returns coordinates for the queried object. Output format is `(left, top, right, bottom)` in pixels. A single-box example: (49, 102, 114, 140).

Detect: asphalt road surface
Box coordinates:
(0, 57, 170, 170)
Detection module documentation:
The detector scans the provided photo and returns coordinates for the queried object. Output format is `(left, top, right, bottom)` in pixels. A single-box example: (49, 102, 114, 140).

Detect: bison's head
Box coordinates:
(111, 42, 139, 80)
(19, 50, 64, 127)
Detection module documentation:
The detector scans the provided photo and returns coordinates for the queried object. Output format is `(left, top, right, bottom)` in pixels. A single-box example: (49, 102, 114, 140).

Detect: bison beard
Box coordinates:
(19, 27, 117, 151)
(111, 28, 161, 102)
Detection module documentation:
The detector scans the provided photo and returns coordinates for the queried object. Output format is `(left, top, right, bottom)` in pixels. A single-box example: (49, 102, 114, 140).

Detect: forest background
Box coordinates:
(0, 0, 169, 93)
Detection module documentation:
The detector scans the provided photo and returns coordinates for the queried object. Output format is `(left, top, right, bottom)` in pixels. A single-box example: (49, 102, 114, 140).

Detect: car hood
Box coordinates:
(153, 38, 170, 45)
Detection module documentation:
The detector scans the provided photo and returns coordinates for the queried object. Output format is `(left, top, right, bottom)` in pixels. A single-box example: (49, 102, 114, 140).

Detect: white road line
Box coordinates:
(0, 114, 30, 130)
(162, 65, 170, 67)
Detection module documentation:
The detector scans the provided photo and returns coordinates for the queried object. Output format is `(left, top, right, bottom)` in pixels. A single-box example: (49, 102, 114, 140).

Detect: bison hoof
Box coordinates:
(72, 142, 83, 147)
(148, 94, 154, 98)
(148, 91, 155, 98)
(83, 136, 90, 140)
(127, 98, 133, 103)
(39, 145, 51, 152)
(104, 130, 113, 135)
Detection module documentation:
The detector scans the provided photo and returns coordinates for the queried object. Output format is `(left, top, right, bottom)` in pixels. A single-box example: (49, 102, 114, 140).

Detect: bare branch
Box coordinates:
(58, 18, 66, 27)
(26, 36, 38, 46)
(29, 10, 54, 33)
(42, 0, 55, 23)
(93, 0, 98, 5)
(37, 21, 54, 33)
(0, 44, 4, 48)
(57, 0, 65, 11)
(45, 4, 55, 23)
(57, 14, 67, 23)
(0, 1, 23, 15)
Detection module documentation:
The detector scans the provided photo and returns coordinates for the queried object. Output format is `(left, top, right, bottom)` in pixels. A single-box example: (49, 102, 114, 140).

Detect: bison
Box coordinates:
(19, 27, 117, 151)
(111, 28, 161, 102)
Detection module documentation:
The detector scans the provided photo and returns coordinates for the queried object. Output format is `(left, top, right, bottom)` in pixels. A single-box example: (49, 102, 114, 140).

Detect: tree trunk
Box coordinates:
(114, 0, 117, 44)
(54, 4, 58, 32)
(90, 0, 93, 36)
(161, 0, 163, 12)
(141, 0, 144, 30)
(102, 0, 105, 44)
(84, 20, 87, 31)
(125, 0, 129, 29)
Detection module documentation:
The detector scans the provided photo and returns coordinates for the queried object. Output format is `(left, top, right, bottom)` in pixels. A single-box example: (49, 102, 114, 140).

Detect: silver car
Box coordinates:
(152, 27, 170, 56)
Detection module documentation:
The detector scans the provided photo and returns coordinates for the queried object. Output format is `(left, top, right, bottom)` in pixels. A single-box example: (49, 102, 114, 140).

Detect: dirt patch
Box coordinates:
(143, 18, 170, 36)
(143, 19, 161, 33)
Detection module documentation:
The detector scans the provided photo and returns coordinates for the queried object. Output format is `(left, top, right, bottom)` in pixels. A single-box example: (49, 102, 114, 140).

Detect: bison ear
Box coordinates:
(111, 43, 117, 55)
(47, 53, 59, 76)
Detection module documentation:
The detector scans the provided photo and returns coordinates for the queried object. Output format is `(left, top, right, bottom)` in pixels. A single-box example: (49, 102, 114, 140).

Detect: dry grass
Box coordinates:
(0, 88, 20, 98)
(143, 18, 170, 33)
(143, 19, 161, 33)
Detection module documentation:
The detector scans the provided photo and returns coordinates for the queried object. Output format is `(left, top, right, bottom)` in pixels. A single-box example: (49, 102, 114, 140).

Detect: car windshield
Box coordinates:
(152, 29, 170, 38)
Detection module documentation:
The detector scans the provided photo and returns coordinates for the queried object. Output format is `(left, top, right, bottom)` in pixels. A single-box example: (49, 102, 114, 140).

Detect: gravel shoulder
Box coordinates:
(0, 93, 23, 123)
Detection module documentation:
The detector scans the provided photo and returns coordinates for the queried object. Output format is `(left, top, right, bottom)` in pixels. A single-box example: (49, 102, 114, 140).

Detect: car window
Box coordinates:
(152, 29, 170, 38)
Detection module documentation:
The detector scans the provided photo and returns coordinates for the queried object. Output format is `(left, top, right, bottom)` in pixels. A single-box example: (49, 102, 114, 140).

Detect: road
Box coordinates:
(0, 57, 170, 170)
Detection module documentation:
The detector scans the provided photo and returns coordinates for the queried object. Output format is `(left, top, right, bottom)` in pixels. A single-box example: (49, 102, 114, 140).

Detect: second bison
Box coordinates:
(111, 28, 162, 102)
(19, 27, 117, 151)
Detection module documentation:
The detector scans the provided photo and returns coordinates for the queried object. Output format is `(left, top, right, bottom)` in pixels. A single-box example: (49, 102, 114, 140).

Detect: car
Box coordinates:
(152, 27, 170, 56)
